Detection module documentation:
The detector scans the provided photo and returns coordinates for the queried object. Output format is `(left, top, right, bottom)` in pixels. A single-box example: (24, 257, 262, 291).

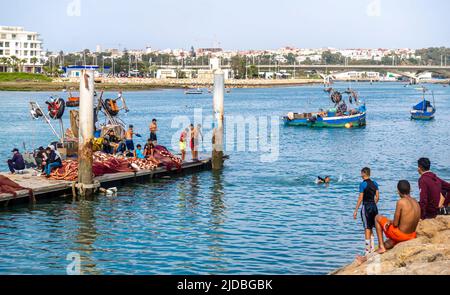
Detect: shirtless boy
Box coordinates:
(374, 180, 421, 254)
(149, 119, 158, 145)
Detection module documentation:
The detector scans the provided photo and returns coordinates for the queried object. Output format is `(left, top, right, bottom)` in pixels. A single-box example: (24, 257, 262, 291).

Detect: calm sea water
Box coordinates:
(0, 82, 449, 275)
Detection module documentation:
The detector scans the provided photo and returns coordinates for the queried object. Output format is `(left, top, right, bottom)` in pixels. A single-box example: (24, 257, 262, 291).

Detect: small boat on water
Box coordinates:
(64, 89, 80, 107)
(283, 88, 367, 128)
(66, 95, 80, 107)
(410, 87, 436, 120)
(185, 88, 203, 95)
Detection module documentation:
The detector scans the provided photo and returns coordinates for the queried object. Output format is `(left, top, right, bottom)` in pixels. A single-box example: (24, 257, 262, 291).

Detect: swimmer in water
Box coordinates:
(316, 176, 331, 184)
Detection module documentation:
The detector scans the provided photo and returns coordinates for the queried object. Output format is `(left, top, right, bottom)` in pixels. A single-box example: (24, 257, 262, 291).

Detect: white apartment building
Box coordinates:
(0, 26, 43, 72)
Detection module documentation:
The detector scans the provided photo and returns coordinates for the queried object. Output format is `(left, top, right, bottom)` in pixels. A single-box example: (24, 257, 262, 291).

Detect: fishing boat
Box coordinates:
(185, 88, 203, 95)
(283, 89, 367, 128)
(65, 90, 80, 107)
(410, 87, 436, 120)
(29, 90, 129, 158)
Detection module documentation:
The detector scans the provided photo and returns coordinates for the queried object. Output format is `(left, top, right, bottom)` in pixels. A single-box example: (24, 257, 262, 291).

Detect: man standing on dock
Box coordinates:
(149, 119, 158, 145)
(7, 148, 25, 174)
(417, 158, 450, 219)
(189, 124, 202, 161)
(125, 125, 136, 152)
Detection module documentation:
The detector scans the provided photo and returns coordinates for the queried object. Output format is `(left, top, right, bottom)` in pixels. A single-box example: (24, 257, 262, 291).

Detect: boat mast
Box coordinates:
(432, 90, 436, 111)
(422, 87, 426, 111)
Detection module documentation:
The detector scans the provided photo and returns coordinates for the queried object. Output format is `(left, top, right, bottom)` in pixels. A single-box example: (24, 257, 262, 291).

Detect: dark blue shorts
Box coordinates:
(149, 132, 157, 141)
(125, 140, 134, 151)
(361, 202, 378, 230)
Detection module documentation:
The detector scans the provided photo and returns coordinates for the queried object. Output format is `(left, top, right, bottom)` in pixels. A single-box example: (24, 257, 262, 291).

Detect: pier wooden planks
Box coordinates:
(0, 155, 218, 204)
(0, 172, 73, 202)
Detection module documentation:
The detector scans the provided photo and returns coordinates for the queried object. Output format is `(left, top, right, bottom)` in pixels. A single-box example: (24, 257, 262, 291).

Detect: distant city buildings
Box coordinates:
(0, 25, 44, 72)
(54, 45, 423, 66)
(0, 24, 439, 82)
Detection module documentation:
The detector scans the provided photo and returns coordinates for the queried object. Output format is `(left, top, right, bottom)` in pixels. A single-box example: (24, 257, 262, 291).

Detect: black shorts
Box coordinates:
(361, 203, 378, 229)
(149, 132, 157, 141)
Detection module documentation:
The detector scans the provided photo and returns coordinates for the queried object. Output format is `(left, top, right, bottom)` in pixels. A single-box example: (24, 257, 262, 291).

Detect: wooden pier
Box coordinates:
(0, 155, 222, 207)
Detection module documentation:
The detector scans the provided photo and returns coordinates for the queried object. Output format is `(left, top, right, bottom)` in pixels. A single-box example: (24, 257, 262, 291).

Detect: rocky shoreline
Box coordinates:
(331, 215, 450, 275)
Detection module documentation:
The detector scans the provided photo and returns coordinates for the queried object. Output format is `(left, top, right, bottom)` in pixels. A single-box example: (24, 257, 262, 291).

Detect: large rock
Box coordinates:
(331, 215, 450, 275)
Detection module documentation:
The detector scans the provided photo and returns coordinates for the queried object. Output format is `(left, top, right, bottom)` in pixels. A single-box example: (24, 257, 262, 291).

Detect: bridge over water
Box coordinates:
(162, 64, 450, 71)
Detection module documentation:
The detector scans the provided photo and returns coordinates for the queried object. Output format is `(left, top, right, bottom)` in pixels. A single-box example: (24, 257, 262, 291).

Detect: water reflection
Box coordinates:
(188, 174, 200, 211)
(207, 170, 227, 273)
(74, 200, 100, 275)
(210, 170, 226, 227)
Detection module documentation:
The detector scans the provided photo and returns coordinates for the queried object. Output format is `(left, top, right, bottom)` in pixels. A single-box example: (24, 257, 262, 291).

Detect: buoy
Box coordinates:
(345, 123, 353, 129)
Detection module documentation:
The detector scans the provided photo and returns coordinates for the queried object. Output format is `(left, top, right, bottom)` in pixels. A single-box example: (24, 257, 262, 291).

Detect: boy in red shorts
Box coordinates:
(375, 180, 421, 254)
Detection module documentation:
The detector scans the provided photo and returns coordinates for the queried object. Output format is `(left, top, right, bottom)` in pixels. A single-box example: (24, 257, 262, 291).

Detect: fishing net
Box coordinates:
(0, 175, 34, 198)
(48, 146, 182, 181)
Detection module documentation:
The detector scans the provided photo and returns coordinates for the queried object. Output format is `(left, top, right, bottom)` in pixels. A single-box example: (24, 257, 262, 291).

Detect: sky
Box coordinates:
(1, 0, 449, 52)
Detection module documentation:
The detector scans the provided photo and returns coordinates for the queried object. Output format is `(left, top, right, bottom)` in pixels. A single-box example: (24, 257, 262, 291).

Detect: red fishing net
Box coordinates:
(49, 146, 182, 181)
(0, 175, 34, 198)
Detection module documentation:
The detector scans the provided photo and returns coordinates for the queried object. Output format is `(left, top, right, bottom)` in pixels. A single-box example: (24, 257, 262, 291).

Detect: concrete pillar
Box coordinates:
(212, 70, 224, 170)
(78, 70, 95, 198)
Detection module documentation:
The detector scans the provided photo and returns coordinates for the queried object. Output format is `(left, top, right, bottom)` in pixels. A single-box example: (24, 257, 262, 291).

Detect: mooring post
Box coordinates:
(78, 69, 95, 198)
(212, 69, 224, 170)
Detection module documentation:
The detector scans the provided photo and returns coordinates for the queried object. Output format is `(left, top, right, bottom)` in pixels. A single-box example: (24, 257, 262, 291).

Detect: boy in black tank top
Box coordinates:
(353, 167, 380, 256)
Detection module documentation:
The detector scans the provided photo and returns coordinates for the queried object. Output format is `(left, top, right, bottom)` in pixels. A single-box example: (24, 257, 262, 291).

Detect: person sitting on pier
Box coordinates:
(103, 130, 119, 154)
(374, 180, 420, 254)
(7, 148, 25, 174)
(34, 146, 47, 170)
(144, 139, 155, 158)
(134, 144, 146, 159)
(116, 140, 127, 156)
(102, 137, 112, 154)
(43, 146, 62, 177)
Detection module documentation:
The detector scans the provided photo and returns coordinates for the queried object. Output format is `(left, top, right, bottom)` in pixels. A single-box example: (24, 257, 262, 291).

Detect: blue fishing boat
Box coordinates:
(410, 87, 436, 120)
(283, 89, 367, 128)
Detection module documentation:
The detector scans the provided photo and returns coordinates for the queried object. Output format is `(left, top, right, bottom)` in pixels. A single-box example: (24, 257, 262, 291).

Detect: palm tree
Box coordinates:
(9, 56, 19, 72)
(19, 59, 27, 72)
(0, 57, 9, 72)
(30, 57, 39, 73)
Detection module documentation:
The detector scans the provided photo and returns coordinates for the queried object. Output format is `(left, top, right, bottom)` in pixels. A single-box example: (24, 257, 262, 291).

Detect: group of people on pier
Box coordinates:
(7, 145, 62, 177)
(6, 117, 206, 178)
(99, 119, 203, 162)
(352, 158, 449, 262)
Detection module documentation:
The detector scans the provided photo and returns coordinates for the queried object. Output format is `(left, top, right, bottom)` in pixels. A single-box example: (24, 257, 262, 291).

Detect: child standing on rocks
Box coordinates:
(353, 167, 380, 256)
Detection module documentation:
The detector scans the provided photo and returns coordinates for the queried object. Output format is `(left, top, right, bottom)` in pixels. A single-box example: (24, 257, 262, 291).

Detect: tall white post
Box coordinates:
(78, 69, 95, 198)
(212, 69, 224, 170)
